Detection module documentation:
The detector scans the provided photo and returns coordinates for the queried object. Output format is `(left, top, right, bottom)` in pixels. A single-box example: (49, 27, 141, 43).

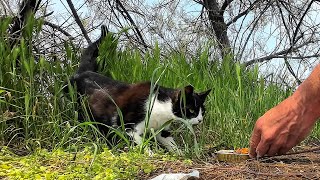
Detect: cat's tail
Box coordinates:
(63, 25, 108, 95)
(76, 25, 108, 74)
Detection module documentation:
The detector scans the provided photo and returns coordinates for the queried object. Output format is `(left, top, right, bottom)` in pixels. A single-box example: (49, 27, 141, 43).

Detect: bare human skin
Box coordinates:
(249, 64, 320, 158)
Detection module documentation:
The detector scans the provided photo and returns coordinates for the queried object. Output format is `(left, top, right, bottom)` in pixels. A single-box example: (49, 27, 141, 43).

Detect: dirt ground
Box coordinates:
(141, 147, 320, 179)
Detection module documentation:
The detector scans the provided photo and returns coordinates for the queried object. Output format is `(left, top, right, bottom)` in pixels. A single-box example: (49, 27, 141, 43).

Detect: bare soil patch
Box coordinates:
(141, 148, 320, 179)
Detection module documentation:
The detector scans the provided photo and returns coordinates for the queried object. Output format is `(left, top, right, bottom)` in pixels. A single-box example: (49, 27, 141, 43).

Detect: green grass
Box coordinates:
(1, 16, 320, 175)
(0, 146, 176, 179)
(97, 39, 293, 151)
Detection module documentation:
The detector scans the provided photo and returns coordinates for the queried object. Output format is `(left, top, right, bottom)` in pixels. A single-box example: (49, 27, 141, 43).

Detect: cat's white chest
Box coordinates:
(144, 95, 175, 130)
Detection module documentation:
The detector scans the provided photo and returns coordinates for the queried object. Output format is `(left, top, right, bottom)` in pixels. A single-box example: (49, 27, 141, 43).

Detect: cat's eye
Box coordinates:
(189, 109, 195, 114)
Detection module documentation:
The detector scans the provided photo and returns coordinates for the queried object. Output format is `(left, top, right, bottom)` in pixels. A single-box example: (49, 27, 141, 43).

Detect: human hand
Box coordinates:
(249, 96, 318, 158)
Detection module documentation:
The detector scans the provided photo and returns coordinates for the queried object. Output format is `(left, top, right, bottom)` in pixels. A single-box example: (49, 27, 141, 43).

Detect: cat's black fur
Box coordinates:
(66, 26, 211, 153)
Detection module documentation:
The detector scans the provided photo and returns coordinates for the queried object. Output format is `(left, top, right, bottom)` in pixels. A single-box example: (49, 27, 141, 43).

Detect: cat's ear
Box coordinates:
(198, 89, 211, 100)
(176, 85, 194, 102)
(184, 85, 194, 95)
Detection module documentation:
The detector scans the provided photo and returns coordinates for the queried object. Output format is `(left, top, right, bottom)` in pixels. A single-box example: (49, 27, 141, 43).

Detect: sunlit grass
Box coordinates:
(2, 16, 318, 160)
(100, 44, 293, 152)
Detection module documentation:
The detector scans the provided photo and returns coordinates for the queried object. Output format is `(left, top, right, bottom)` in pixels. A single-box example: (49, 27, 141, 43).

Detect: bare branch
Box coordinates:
(66, 0, 91, 44)
(9, 0, 42, 47)
(220, 0, 234, 14)
(244, 41, 317, 67)
(43, 21, 74, 39)
(226, 0, 262, 26)
(238, 2, 271, 61)
(0, 0, 14, 16)
(275, 0, 316, 85)
(283, 58, 302, 84)
(193, 0, 204, 6)
(41, 11, 54, 18)
(291, 0, 315, 45)
(266, 54, 320, 59)
(115, 0, 148, 50)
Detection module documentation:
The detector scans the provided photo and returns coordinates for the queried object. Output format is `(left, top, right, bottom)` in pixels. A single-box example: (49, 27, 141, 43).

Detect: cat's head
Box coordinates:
(172, 85, 211, 125)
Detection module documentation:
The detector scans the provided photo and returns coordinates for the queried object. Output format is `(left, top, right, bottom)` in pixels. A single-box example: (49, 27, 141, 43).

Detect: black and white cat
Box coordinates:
(66, 26, 211, 154)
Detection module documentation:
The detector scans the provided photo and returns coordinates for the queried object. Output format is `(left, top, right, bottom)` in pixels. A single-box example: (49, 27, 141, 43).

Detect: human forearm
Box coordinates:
(291, 64, 320, 121)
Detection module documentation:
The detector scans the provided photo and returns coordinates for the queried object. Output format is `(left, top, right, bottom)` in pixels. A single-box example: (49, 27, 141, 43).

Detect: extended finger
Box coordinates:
(249, 128, 261, 158)
(256, 138, 271, 158)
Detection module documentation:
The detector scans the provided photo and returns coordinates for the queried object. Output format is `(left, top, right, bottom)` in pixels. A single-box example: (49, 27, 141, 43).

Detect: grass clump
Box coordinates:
(98, 43, 293, 150)
(0, 17, 104, 152)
